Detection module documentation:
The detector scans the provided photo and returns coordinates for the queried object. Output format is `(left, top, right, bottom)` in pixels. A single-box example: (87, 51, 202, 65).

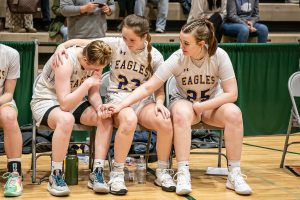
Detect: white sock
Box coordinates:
(113, 162, 124, 172)
(228, 160, 241, 172)
(157, 160, 169, 170)
(8, 158, 21, 162)
(93, 159, 105, 171)
(51, 161, 63, 174)
(177, 161, 189, 171)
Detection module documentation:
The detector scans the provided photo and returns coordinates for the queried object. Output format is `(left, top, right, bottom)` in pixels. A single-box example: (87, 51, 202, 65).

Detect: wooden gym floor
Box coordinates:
(1, 134, 300, 200)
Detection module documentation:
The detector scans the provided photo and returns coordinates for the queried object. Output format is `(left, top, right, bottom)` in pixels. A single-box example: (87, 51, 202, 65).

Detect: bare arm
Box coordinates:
(154, 85, 165, 105)
(193, 78, 238, 114)
(0, 79, 17, 105)
(88, 70, 103, 110)
(55, 57, 97, 111)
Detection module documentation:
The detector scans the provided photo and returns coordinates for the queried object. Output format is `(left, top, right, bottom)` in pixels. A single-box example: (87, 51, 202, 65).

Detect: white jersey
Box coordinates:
(155, 47, 235, 102)
(32, 46, 93, 100)
(0, 44, 20, 96)
(97, 37, 164, 93)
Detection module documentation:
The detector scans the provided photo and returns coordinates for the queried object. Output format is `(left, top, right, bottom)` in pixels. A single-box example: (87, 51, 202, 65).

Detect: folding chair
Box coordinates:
(166, 76, 228, 168)
(100, 72, 158, 172)
(280, 71, 300, 168)
(31, 74, 95, 183)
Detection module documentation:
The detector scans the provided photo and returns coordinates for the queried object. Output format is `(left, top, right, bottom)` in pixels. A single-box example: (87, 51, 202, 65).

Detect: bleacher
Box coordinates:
(1, 1, 300, 45)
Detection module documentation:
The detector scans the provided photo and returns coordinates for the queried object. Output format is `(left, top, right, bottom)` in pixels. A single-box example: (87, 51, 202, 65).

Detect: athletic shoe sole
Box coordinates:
(109, 188, 128, 195)
(47, 183, 70, 196)
(154, 179, 176, 192)
(87, 181, 109, 193)
(226, 181, 252, 195)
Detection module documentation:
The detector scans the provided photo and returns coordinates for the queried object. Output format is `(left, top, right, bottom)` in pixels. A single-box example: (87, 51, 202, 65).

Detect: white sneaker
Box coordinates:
(174, 168, 192, 195)
(47, 169, 70, 197)
(88, 167, 109, 193)
(154, 168, 176, 192)
(226, 168, 252, 195)
(108, 171, 128, 195)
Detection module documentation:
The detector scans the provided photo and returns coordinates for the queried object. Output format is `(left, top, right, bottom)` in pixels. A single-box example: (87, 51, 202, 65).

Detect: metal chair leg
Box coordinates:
(145, 132, 152, 169)
(280, 113, 293, 168)
(107, 152, 113, 172)
(217, 131, 223, 168)
(89, 129, 96, 170)
(31, 123, 37, 183)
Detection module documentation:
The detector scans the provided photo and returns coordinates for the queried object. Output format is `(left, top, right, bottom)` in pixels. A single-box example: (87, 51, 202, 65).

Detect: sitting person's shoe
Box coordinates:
(155, 28, 164, 33)
(154, 168, 176, 192)
(226, 168, 252, 195)
(108, 171, 128, 195)
(26, 27, 37, 33)
(12, 27, 26, 33)
(48, 169, 70, 196)
(174, 168, 192, 195)
(88, 167, 109, 193)
(3, 172, 23, 197)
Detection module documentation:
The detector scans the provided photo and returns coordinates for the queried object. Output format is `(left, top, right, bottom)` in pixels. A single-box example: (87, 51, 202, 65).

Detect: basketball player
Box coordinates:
(54, 14, 175, 195)
(31, 40, 113, 196)
(104, 18, 253, 196)
(0, 44, 23, 197)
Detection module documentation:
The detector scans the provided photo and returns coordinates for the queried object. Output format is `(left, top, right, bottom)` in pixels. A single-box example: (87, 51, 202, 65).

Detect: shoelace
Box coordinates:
(108, 172, 125, 188)
(231, 171, 248, 187)
(173, 170, 190, 185)
(2, 172, 19, 188)
(53, 174, 67, 187)
(94, 170, 104, 183)
(161, 169, 175, 184)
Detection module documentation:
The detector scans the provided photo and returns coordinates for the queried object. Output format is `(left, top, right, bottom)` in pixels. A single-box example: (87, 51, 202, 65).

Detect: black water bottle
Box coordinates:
(65, 148, 78, 185)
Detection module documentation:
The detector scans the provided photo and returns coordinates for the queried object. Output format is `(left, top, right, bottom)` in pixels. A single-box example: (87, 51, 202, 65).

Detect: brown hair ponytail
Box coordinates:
(146, 33, 153, 75)
(181, 17, 218, 57)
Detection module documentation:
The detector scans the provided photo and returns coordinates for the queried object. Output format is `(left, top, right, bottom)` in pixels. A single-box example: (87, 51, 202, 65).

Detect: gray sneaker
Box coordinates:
(88, 167, 109, 193)
(108, 171, 128, 195)
(47, 169, 70, 196)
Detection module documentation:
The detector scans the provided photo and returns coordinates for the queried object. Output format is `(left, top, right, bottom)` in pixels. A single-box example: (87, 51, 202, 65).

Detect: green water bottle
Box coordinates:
(65, 148, 78, 185)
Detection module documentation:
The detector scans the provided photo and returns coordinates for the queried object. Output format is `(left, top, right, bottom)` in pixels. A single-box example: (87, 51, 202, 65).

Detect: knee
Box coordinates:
(239, 26, 250, 36)
(97, 117, 113, 128)
(119, 115, 137, 135)
(0, 109, 18, 125)
(224, 107, 243, 128)
(155, 116, 173, 135)
(172, 109, 192, 127)
(57, 113, 75, 133)
(258, 24, 269, 35)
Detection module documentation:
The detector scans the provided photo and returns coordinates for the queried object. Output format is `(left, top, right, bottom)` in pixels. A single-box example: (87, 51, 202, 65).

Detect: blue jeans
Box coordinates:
(222, 22, 269, 43)
(60, 25, 68, 42)
(41, 0, 51, 25)
(135, 0, 168, 30)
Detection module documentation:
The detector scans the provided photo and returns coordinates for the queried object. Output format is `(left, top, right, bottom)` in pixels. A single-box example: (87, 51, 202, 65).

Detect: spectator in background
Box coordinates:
(49, 0, 68, 41)
(222, 0, 268, 43)
(0, 44, 23, 197)
(118, 0, 135, 30)
(60, 0, 115, 39)
(188, 0, 226, 42)
(5, 8, 37, 33)
(41, 0, 52, 31)
(135, 0, 169, 33)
